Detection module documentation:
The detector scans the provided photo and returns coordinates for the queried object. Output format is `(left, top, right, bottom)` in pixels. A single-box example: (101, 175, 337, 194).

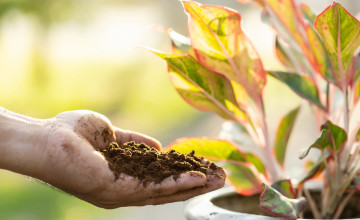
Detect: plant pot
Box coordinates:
(185, 187, 360, 220)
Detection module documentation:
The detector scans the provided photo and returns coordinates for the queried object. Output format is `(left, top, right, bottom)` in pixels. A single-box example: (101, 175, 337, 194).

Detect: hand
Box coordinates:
(34, 110, 226, 208)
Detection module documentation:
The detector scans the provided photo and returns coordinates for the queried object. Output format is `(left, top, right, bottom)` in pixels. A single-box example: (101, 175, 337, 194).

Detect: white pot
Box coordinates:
(184, 187, 360, 220)
(185, 187, 279, 220)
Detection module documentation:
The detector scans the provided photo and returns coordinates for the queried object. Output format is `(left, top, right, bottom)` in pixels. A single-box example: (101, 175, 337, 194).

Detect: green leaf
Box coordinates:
(274, 36, 312, 75)
(166, 137, 265, 196)
(356, 128, 360, 142)
(351, 52, 360, 88)
(299, 129, 330, 159)
(230, 81, 250, 112)
(315, 2, 360, 89)
(354, 53, 360, 84)
(274, 106, 300, 166)
(183, 1, 266, 103)
(166, 137, 247, 162)
(300, 3, 316, 25)
(298, 150, 330, 186)
(275, 37, 295, 69)
(269, 71, 324, 109)
(153, 52, 247, 123)
(271, 179, 297, 199)
(263, 0, 301, 43)
(321, 120, 347, 150)
(300, 3, 333, 82)
(305, 23, 334, 83)
(305, 160, 315, 171)
(354, 176, 360, 190)
(354, 77, 360, 104)
(299, 121, 347, 159)
(244, 152, 266, 175)
(260, 184, 306, 219)
(224, 162, 263, 196)
(263, 0, 317, 70)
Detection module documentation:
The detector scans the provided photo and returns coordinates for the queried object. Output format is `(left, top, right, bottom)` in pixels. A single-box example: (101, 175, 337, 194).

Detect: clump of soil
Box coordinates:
(99, 141, 220, 186)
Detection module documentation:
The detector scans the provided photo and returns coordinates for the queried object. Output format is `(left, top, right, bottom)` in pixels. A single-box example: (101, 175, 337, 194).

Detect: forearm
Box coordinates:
(0, 107, 47, 178)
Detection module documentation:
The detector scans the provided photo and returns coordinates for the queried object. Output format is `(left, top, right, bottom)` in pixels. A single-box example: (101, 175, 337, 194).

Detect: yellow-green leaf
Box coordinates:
(166, 137, 266, 195)
(244, 152, 266, 175)
(154, 52, 247, 123)
(166, 137, 247, 162)
(354, 77, 360, 104)
(224, 162, 263, 196)
(183, 1, 266, 104)
(264, 0, 317, 70)
(315, 2, 360, 89)
(305, 23, 333, 83)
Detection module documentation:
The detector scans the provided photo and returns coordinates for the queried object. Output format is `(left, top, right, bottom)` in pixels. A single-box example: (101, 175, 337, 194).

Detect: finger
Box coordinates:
(114, 127, 162, 150)
(200, 158, 227, 178)
(147, 172, 207, 197)
(119, 174, 226, 207)
(207, 165, 227, 178)
(74, 172, 224, 209)
(94, 171, 207, 203)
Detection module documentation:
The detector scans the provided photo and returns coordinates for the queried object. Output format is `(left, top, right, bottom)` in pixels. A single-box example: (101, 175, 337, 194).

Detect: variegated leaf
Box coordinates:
(183, 1, 266, 104)
(153, 52, 248, 123)
(315, 2, 360, 89)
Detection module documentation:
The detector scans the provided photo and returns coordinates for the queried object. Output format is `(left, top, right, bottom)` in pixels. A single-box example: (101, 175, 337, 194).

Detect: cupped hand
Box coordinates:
(37, 110, 225, 208)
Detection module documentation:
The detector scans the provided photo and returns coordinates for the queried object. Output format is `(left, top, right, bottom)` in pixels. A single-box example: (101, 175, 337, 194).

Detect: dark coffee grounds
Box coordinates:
(99, 141, 220, 186)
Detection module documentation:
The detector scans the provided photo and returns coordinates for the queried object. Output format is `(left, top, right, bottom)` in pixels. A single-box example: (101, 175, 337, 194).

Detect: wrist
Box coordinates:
(0, 107, 48, 178)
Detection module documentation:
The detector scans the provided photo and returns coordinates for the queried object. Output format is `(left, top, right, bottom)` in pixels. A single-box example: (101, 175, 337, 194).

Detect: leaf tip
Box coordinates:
(299, 147, 310, 159)
(145, 48, 172, 59)
(181, 0, 197, 10)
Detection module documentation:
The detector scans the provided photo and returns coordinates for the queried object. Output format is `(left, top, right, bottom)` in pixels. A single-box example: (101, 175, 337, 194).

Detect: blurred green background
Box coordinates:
(0, 0, 358, 219)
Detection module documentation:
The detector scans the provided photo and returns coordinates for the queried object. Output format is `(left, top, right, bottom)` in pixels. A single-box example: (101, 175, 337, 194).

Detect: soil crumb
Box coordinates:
(99, 141, 220, 186)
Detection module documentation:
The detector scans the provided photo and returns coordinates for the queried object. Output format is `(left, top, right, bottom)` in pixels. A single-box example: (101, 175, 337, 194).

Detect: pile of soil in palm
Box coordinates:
(99, 141, 220, 186)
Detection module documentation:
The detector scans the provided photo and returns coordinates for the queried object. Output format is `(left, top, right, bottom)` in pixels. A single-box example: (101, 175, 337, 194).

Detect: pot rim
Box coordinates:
(185, 187, 281, 220)
(184, 187, 358, 220)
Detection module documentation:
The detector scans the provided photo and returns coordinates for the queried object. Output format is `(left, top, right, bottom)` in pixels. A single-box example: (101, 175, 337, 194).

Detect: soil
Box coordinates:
(99, 141, 220, 186)
(212, 191, 360, 219)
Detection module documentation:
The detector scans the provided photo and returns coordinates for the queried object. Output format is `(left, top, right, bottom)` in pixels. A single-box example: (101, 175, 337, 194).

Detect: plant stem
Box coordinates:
(325, 177, 354, 218)
(326, 83, 330, 113)
(331, 135, 341, 189)
(259, 99, 279, 182)
(333, 190, 356, 219)
(321, 182, 330, 217)
(304, 188, 321, 219)
(344, 87, 350, 133)
(348, 144, 360, 174)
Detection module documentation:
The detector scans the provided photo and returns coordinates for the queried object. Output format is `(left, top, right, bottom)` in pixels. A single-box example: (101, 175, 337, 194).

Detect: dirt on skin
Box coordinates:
(99, 141, 221, 186)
